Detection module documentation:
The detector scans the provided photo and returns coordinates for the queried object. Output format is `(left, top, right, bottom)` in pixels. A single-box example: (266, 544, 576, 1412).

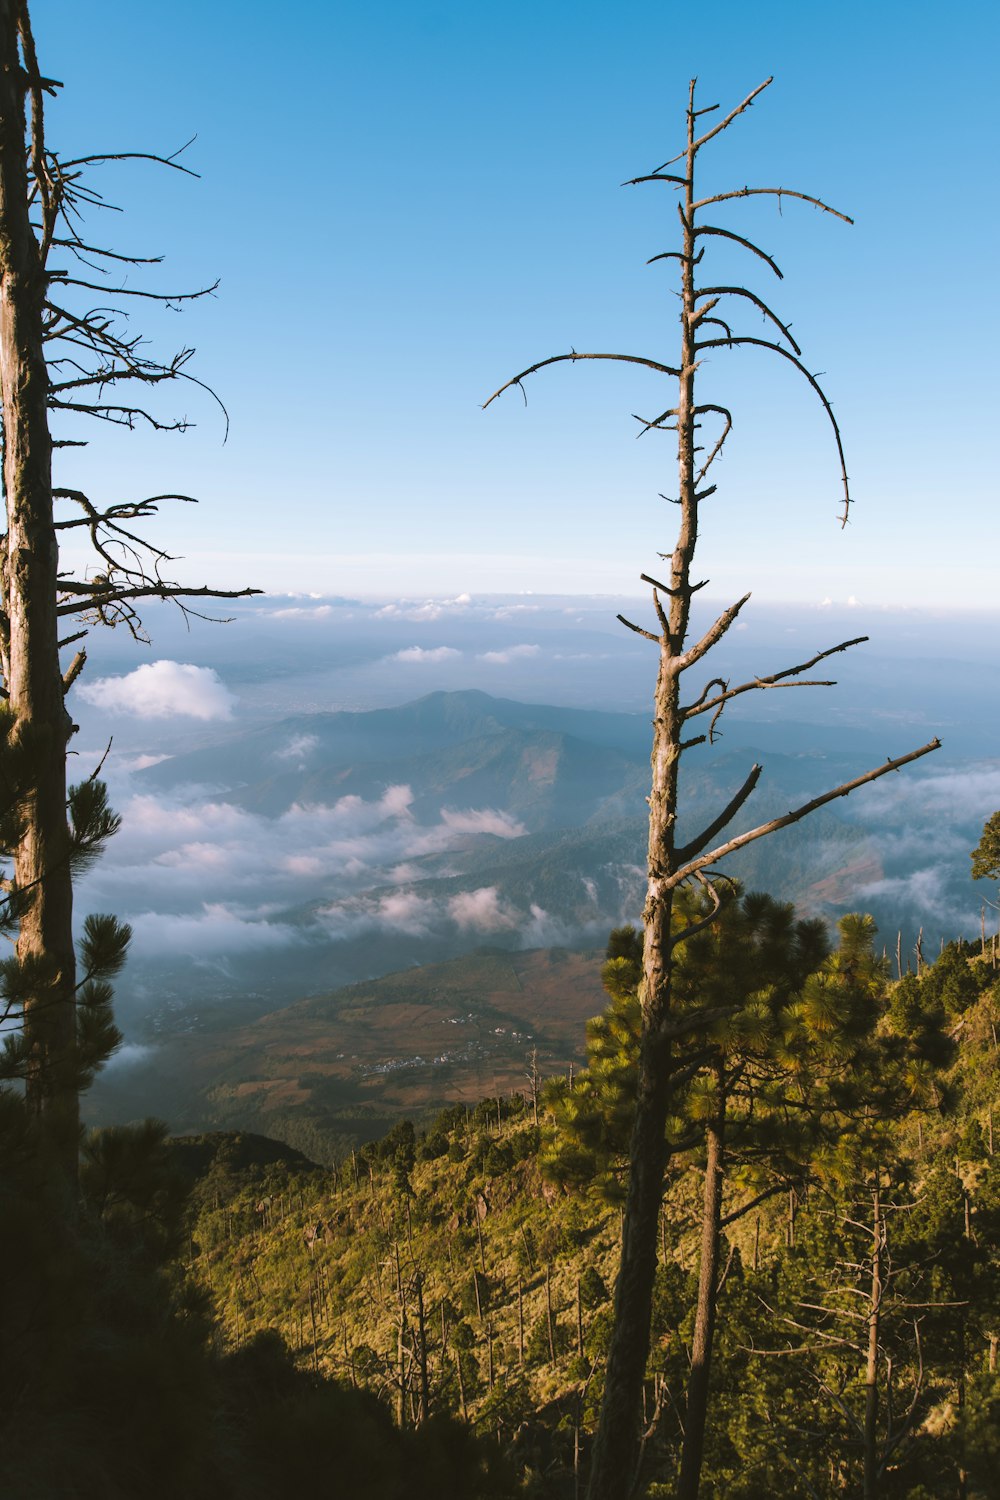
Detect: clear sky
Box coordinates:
(34, 0, 999, 609)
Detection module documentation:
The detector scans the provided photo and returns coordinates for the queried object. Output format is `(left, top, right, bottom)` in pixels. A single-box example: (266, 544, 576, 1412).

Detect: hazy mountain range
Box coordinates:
(73, 594, 998, 1138)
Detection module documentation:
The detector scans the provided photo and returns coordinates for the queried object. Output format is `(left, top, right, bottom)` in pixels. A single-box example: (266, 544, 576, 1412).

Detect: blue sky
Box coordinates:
(35, 0, 999, 608)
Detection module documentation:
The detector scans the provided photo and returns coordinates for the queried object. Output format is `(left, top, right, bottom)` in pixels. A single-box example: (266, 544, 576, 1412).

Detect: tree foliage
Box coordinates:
(971, 811, 1000, 883)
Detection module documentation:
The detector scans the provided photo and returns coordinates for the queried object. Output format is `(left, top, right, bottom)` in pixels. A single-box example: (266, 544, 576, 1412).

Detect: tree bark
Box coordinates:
(863, 1179, 882, 1500)
(586, 80, 699, 1500)
(0, 0, 77, 1185)
(678, 1114, 725, 1500)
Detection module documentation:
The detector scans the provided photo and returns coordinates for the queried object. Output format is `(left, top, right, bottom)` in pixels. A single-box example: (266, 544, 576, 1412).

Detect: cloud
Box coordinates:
(393, 646, 462, 664)
(477, 644, 540, 665)
(520, 903, 574, 948)
(447, 886, 519, 933)
(854, 867, 982, 933)
(376, 889, 439, 936)
(118, 753, 172, 772)
(79, 780, 535, 958)
(79, 661, 235, 720)
(440, 808, 525, 838)
(266, 605, 334, 619)
(490, 604, 541, 619)
(274, 733, 319, 762)
(101, 1042, 155, 1072)
(127, 905, 300, 960)
(843, 764, 1000, 827)
(376, 594, 472, 622)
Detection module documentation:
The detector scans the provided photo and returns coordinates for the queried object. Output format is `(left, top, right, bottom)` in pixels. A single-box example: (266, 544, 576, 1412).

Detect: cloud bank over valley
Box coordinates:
(69, 594, 999, 1042)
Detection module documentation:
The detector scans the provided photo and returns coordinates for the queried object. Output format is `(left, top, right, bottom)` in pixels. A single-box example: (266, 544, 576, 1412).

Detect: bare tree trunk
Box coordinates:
(415, 1271, 429, 1423)
(678, 1115, 725, 1500)
(587, 1039, 673, 1494)
(0, 0, 77, 1187)
(863, 1179, 882, 1500)
(588, 85, 702, 1491)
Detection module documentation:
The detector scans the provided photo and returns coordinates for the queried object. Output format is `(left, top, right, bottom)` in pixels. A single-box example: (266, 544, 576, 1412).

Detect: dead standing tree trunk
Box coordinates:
(0, 0, 76, 1176)
(486, 77, 940, 1500)
(0, 1, 258, 1192)
(677, 1102, 725, 1500)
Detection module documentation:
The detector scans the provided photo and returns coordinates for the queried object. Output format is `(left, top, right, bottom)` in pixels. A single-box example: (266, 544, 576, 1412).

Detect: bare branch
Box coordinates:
(673, 593, 752, 674)
(617, 613, 661, 645)
(719, 1180, 792, 1230)
(695, 334, 851, 524)
(48, 271, 219, 305)
(624, 172, 689, 189)
(670, 741, 942, 888)
(653, 78, 774, 170)
(55, 141, 200, 178)
(483, 351, 682, 408)
(49, 236, 163, 266)
(694, 224, 783, 278)
(673, 764, 763, 864)
(692, 186, 853, 224)
(684, 636, 869, 721)
(632, 405, 677, 437)
(56, 582, 260, 615)
(61, 649, 85, 694)
(664, 871, 724, 949)
(695, 285, 801, 354)
(692, 404, 733, 487)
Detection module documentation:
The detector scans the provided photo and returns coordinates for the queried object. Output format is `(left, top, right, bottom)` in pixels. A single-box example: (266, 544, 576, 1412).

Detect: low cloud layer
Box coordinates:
(477, 644, 540, 665)
(78, 779, 534, 971)
(274, 733, 319, 762)
(828, 761, 1000, 939)
(393, 646, 462, 664)
(79, 661, 236, 721)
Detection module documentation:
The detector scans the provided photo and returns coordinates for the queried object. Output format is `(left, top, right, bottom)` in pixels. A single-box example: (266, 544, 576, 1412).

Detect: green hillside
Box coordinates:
(181, 940, 1000, 1499)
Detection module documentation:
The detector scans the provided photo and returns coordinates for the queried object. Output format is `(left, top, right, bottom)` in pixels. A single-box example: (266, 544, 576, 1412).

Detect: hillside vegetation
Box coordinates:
(184, 936, 1000, 1499)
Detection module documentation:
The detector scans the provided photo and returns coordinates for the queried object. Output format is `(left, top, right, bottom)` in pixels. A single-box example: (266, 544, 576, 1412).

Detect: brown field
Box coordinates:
(158, 947, 607, 1143)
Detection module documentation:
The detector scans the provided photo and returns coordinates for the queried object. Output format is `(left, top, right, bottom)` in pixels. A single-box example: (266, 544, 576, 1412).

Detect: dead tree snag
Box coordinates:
(486, 76, 939, 1499)
(0, 0, 258, 1190)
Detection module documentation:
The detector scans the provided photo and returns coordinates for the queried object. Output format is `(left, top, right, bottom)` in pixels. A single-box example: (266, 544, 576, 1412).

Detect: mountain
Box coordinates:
(108, 690, 891, 1036)
(135, 689, 652, 830)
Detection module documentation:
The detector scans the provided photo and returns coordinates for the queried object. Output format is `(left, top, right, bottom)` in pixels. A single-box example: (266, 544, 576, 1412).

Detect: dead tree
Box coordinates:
(0, 0, 257, 1188)
(486, 76, 939, 1499)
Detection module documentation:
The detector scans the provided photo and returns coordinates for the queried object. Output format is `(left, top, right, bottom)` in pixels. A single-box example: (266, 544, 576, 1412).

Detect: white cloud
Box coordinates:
(376, 594, 472, 622)
(447, 886, 519, 933)
(844, 764, 1000, 826)
(490, 604, 541, 619)
(855, 868, 981, 932)
(266, 605, 334, 619)
(520, 902, 573, 948)
(274, 733, 319, 762)
(393, 646, 462, 664)
(440, 808, 525, 838)
(80, 780, 538, 957)
(79, 661, 235, 720)
(118, 752, 172, 772)
(477, 644, 541, 665)
(127, 905, 299, 959)
(376, 889, 438, 936)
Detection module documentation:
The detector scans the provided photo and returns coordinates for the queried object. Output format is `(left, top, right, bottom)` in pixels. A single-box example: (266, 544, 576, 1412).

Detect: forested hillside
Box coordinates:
(180, 935, 1000, 1499)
